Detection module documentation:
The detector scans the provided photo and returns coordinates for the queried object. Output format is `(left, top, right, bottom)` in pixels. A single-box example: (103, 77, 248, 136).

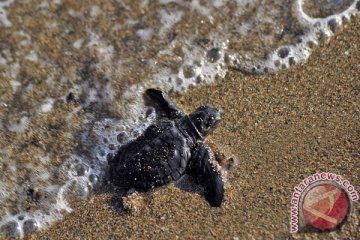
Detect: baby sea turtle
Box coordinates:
(109, 89, 225, 207)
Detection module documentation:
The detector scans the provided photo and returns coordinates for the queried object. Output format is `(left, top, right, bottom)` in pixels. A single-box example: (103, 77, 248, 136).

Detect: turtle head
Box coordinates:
(189, 105, 222, 138)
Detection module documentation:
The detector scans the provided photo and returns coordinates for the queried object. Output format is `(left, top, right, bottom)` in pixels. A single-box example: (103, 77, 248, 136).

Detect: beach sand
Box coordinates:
(30, 16, 360, 240)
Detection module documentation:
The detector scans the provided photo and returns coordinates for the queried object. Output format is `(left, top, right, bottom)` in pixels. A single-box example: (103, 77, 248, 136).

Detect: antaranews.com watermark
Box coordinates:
(290, 172, 359, 233)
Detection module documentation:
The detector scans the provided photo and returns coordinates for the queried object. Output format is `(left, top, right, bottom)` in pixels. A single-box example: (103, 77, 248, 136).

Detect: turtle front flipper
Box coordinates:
(191, 143, 224, 207)
(144, 88, 183, 119)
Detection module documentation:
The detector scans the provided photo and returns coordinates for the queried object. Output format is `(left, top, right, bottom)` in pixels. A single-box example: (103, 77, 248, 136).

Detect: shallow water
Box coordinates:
(0, 0, 358, 238)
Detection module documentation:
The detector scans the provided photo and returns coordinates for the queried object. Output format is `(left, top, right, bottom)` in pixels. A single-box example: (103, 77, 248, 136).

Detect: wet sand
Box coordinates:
(31, 17, 360, 240)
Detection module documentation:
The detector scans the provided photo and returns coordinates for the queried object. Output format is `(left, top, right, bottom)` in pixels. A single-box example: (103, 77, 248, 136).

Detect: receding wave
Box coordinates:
(0, 0, 358, 238)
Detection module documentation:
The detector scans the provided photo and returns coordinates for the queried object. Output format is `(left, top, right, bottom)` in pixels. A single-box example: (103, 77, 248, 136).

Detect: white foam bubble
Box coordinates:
(37, 1, 50, 10)
(73, 39, 84, 49)
(0, 56, 6, 65)
(6, 114, 30, 133)
(0, 0, 14, 27)
(68, 9, 83, 18)
(213, 0, 224, 8)
(39, 98, 55, 113)
(25, 51, 39, 62)
(7, 62, 20, 80)
(190, 0, 211, 16)
(160, 0, 182, 4)
(158, 9, 183, 36)
(136, 28, 154, 41)
(9, 80, 21, 92)
(90, 5, 101, 18)
(87, 31, 115, 60)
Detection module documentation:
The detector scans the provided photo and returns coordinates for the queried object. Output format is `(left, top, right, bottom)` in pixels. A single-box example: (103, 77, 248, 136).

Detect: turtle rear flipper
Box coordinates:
(144, 89, 183, 119)
(191, 143, 224, 207)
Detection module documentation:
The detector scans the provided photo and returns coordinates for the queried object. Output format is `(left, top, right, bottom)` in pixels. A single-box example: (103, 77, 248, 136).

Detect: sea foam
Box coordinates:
(0, 0, 358, 238)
